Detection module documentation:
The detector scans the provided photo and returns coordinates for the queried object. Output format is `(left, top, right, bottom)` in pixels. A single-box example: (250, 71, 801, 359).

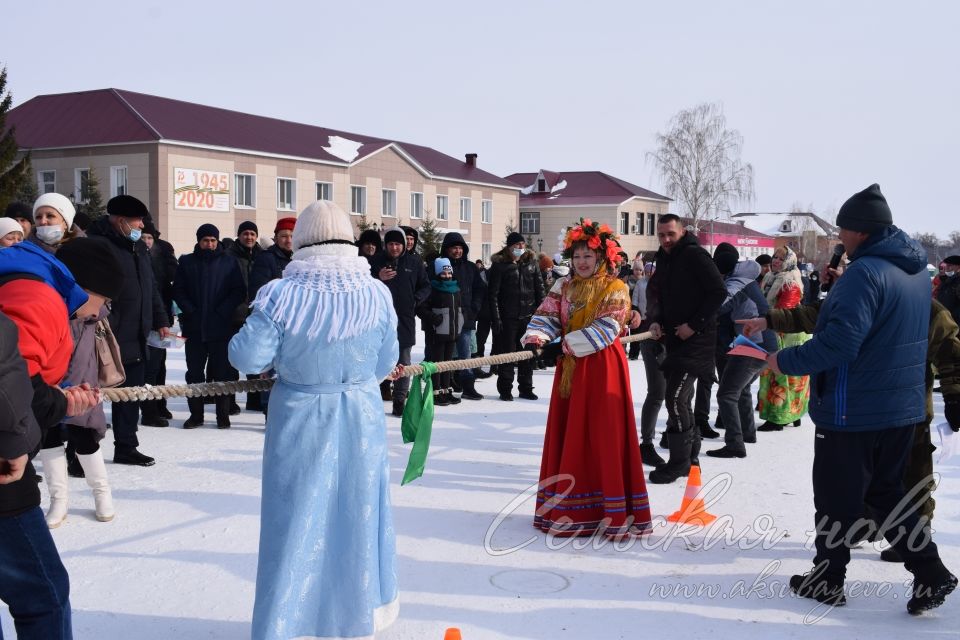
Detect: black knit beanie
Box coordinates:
(4, 201, 33, 224)
(56, 237, 124, 300)
(383, 226, 406, 247)
(196, 223, 220, 241)
(755, 254, 772, 266)
(237, 220, 258, 236)
(506, 231, 526, 247)
(713, 242, 740, 275)
(836, 184, 892, 234)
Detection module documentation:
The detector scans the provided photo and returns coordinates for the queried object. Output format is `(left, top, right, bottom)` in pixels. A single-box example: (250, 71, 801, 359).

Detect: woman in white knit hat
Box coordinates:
(28, 192, 83, 253)
(230, 200, 401, 640)
(0, 217, 24, 247)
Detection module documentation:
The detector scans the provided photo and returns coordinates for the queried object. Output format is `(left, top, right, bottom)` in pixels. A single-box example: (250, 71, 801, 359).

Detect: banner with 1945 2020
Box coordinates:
(174, 168, 230, 212)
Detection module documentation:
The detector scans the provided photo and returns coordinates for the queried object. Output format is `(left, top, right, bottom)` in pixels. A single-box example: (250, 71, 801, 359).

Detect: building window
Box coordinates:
(481, 199, 493, 224)
(74, 169, 90, 203)
(38, 170, 56, 194)
(481, 242, 492, 265)
(537, 178, 546, 192)
(635, 212, 643, 235)
(381, 189, 397, 217)
(647, 212, 657, 236)
(521, 211, 540, 235)
(436, 195, 448, 221)
(410, 192, 424, 219)
(459, 197, 472, 223)
(316, 181, 332, 201)
(235, 174, 255, 208)
(110, 166, 127, 197)
(351, 186, 366, 215)
(277, 178, 295, 210)
(620, 211, 629, 235)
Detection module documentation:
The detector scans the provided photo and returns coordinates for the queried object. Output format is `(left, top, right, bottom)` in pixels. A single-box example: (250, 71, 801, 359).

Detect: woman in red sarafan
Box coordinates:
(523, 218, 652, 538)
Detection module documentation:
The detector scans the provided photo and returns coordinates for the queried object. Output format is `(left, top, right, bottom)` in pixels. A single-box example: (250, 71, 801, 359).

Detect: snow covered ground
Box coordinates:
(5, 345, 958, 639)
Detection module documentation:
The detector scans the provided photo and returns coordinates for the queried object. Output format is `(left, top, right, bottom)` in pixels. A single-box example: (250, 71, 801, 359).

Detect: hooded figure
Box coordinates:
(369, 225, 431, 415)
(434, 232, 487, 399)
(229, 200, 400, 640)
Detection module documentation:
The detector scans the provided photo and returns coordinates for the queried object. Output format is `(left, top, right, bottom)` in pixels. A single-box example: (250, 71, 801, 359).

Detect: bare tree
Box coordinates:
(914, 232, 940, 248)
(647, 102, 754, 230)
(948, 230, 960, 249)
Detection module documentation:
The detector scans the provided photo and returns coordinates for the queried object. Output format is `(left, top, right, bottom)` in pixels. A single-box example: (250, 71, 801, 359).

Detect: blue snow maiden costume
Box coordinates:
(229, 200, 400, 640)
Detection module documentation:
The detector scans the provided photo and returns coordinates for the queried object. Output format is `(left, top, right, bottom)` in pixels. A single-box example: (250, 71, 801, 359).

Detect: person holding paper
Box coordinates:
(706, 244, 777, 458)
(764, 184, 956, 613)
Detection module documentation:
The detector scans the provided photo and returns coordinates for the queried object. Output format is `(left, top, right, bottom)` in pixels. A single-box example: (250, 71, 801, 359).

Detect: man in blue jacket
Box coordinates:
(173, 224, 246, 429)
(770, 184, 956, 613)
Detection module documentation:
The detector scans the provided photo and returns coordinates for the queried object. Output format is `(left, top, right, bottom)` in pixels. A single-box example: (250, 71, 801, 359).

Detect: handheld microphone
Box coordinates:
(820, 244, 845, 293)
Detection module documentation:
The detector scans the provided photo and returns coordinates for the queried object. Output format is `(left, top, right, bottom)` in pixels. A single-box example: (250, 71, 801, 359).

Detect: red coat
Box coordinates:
(0, 279, 72, 385)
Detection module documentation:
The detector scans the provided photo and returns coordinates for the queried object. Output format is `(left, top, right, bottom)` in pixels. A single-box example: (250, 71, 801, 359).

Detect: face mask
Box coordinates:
(121, 218, 142, 242)
(511, 248, 524, 258)
(36, 225, 64, 244)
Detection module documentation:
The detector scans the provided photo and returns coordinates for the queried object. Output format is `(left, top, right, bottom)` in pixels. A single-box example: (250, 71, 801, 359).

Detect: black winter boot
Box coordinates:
(907, 560, 957, 615)
(698, 420, 720, 439)
(649, 431, 693, 484)
(380, 380, 393, 402)
(789, 571, 846, 606)
(434, 390, 451, 406)
(639, 442, 665, 467)
(392, 396, 406, 417)
(460, 378, 484, 400)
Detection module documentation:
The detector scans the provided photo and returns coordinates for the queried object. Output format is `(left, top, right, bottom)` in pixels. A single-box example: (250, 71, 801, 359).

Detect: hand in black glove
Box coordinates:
(432, 313, 444, 327)
(539, 341, 564, 363)
(945, 395, 960, 432)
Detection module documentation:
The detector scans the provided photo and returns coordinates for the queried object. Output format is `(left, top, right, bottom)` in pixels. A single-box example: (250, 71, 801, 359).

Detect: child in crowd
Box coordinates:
(419, 258, 464, 406)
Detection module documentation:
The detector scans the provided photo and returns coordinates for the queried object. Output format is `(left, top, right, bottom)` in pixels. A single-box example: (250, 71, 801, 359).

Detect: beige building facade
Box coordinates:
(11, 88, 519, 259)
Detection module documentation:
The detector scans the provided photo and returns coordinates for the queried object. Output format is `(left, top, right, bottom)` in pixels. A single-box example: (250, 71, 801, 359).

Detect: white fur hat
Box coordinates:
(33, 193, 76, 230)
(0, 217, 24, 239)
(292, 200, 356, 257)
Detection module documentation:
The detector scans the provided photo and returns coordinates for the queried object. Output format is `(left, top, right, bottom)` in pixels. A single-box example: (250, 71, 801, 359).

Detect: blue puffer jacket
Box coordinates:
(778, 226, 930, 431)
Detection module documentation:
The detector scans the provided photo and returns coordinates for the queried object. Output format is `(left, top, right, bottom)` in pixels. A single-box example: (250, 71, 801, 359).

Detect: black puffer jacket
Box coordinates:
(86, 217, 168, 364)
(646, 232, 726, 377)
(226, 240, 261, 326)
(249, 243, 292, 300)
(937, 274, 960, 326)
(430, 233, 486, 330)
(370, 248, 431, 349)
(150, 237, 178, 325)
(173, 245, 247, 342)
(487, 247, 545, 325)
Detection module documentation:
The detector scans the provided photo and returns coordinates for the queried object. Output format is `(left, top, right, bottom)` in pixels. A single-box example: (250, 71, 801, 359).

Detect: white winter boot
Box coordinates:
(38, 447, 69, 528)
(78, 450, 115, 522)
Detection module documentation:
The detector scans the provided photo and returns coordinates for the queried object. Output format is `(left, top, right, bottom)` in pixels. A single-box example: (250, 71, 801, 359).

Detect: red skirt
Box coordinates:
(534, 341, 653, 537)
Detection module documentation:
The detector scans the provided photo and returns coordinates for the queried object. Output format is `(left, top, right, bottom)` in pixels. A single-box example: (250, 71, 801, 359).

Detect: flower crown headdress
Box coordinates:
(561, 217, 625, 270)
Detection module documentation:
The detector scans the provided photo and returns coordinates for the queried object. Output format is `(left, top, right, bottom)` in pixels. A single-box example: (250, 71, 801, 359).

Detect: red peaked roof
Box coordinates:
(6, 88, 517, 188)
(505, 170, 671, 207)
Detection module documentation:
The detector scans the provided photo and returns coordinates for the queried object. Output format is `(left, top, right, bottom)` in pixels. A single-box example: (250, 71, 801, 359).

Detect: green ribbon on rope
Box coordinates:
(400, 361, 438, 485)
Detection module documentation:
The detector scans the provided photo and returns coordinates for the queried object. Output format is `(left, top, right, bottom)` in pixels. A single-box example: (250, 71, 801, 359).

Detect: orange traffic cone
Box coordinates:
(444, 628, 462, 640)
(666, 465, 716, 526)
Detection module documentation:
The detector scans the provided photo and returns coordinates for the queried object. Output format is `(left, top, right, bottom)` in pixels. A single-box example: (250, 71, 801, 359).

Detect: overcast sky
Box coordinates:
(5, 0, 957, 235)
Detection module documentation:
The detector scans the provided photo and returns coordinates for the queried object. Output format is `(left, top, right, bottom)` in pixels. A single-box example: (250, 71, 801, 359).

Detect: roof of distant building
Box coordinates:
(680, 217, 773, 238)
(6, 88, 517, 189)
(505, 170, 671, 207)
(731, 212, 838, 237)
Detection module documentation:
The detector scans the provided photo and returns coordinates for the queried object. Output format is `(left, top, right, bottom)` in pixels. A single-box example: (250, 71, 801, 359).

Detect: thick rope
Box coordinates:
(101, 331, 653, 403)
